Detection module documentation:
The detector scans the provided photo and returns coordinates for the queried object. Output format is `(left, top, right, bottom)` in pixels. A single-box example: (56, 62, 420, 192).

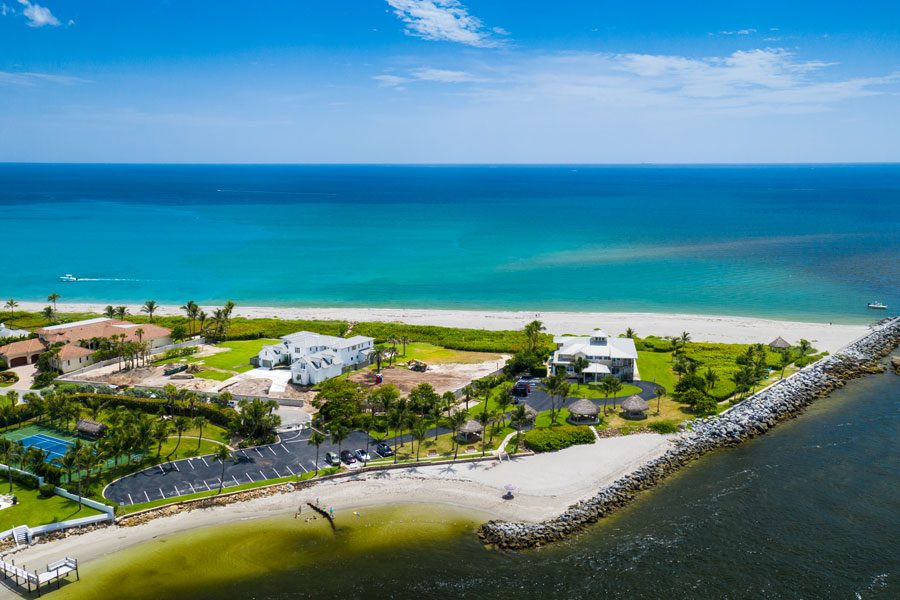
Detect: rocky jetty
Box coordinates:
(479, 317, 900, 550)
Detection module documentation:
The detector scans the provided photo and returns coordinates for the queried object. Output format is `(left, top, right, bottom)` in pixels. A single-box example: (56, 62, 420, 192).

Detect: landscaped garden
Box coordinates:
(0, 480, 102, 531)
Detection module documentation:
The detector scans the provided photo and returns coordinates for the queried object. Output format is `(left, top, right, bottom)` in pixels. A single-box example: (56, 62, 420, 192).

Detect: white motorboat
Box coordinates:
(867, 301, 887, 309)
(59, 274, 78, 282)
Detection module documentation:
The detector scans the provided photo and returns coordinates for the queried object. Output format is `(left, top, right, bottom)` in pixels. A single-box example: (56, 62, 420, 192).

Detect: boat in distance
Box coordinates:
(867, 301, 887, 309)
(59, 274, 78, 282)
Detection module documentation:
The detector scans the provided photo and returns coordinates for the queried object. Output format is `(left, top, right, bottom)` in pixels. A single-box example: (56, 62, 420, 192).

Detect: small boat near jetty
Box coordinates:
(867, 301, 887, 309)
(59, 274, 78, 282)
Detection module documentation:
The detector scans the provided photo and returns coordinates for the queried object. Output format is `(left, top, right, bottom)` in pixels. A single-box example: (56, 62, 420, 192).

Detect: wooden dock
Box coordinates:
(0, 556, 79, 596)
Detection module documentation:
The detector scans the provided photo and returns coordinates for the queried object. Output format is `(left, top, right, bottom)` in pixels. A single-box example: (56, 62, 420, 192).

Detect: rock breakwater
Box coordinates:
(478, 318, 900, 550)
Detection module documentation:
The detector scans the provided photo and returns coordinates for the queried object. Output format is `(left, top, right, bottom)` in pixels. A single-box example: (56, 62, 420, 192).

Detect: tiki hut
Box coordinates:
(567, 398, 600, 424)
(768, 336, 791, 351)
(621, 394, 649, 419)
(76, 418, 108, 439)
(457, 418, 483, 441)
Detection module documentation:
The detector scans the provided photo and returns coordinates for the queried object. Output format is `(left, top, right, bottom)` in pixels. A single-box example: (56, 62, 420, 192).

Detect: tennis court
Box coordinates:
(17, 433, 74, 462)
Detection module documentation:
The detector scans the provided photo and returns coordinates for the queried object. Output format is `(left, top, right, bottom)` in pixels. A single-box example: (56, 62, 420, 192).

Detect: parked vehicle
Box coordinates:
(375, 441, 394, 457)
(325, 451, 340, 466)
(340, 450, 357, 464)
(354, 449, 370, 462)
(511, 382, 530, 397)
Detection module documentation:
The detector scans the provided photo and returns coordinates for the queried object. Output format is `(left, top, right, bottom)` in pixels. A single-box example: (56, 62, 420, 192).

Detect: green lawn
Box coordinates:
(636, 351, 679, 393)
(387, 342, 503, 365)
(569, 382, 642, 400)
(186, 339, 279, 373)
(0, 480, 103, 531)
(192, 369, 234, 382)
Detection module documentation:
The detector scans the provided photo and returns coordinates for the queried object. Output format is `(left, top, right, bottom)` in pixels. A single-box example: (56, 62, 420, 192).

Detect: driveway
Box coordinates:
(5, 364, 36, 394)
(519, 380, 664, 414)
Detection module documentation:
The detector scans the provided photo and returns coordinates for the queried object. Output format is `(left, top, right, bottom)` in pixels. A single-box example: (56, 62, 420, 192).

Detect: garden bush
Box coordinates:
(38, 483, 56, 498)
(31, 370, 60, 389)
(647, 421, 679, 434)
(523, 426, 595, 452)
(69, 393, 238, 428)
(0, 371, 18, 384)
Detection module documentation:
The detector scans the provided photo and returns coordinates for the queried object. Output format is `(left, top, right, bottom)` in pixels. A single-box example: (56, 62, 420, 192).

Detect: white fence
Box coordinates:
(52, 487, 114, 517)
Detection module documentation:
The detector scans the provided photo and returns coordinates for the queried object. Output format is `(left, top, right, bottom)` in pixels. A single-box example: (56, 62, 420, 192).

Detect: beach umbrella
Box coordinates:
(504, 483, 516, 492)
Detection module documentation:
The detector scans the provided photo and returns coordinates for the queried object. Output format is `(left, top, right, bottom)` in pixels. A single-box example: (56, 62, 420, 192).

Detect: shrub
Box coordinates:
(680, 388, 706, 409)
(38, 483, 56, 498)
(647, 421, 679, 434)
(694, 396, 720, 416)
(0, 358, 6, 371)
(0, 371, 19, 384)
(68, 393, 238, 428)
(32, 370, 60, 389)
(524, 426, 595, 452)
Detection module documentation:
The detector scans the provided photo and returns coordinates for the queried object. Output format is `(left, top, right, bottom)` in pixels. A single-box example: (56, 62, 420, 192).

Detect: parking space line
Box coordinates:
(158, 465, 164, 474)
(128, 493, 133, 505)
(273, 468, 281, 478)
(158, 487, 165, 499)
(172, 462, 180, 472)
(259, 470, 265, 480)
(286, 465, 295, 475)
(247, 474, 253, 483)
(201, 457, 209, 467)
(255, 448, 263, 457)
(188, 459, 194, 469)
(299, 463, 307, 473)
(233, 476, 239, 486)
(268, 446, 277, 455)
(189, 482, 196, 493)
(280, 444, 288, 453)
(204, 480, 210, 491)
(145, 491, 150, 502)
(309, 461, 317, 472)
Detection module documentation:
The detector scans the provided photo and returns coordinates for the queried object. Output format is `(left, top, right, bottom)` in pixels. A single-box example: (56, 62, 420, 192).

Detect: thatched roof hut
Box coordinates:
(458, 418, 483, 440)
(567, 398, 600, 424)
(76, 418, 108, 438)
(621, 394, 649, 419)
(768, 336, 791, 350)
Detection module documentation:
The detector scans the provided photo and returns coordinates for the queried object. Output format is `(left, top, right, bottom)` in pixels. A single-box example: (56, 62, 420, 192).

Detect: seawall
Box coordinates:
(478, 317, 900, 550)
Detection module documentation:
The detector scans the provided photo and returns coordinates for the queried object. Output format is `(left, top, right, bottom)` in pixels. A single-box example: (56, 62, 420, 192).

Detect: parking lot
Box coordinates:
(103, 428, 383, 507)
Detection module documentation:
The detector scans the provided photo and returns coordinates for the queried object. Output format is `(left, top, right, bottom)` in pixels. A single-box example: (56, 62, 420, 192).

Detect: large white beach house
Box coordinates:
(252, 331, 375, 385)
(550, 331, 638, 382)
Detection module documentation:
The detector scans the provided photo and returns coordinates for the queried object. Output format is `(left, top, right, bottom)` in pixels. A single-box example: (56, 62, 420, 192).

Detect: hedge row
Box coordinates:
(69, 393, 239, 428)
(523, 426, 595, 452)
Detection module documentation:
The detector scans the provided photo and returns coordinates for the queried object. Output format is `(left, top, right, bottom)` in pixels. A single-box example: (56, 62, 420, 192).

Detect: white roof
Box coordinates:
(41, 317, 111, 331)
(281, 330, 373, 349)
(554, 336, 638, 360)
(583, 363, 611, 374)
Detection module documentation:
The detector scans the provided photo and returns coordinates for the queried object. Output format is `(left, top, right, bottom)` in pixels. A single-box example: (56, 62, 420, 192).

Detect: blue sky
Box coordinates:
(1, 0, 898, 163)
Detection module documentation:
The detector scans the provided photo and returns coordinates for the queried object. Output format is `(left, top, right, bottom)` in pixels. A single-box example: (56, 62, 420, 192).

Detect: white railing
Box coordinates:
(52, 487, 114, 517)
(29, 513, 112, 537)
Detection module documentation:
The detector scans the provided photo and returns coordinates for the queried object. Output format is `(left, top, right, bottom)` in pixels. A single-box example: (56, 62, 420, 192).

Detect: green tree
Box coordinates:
(797, 339, 813, 365)
(510, 405, 532, 453)
(523, 320, 546, 351)
(142, 300, 158, 323)
(412, 418, 428, 462)
(681, 388, 706, 410)
(601, 375, 622, 414)
(307, 430, 326, 476)
(695, 395, 719, 416)
(4, 299, 17, 319)
(779, 350, 795, 379)
(166, 416, 191, 460)
(0, 439, 23, 493)
(572, 356, 590, 382)
(655, 386, 665, 415)
(115, 306, 128, 320)
(329, 422, 349, 457)
(104, 305, 115, 318)
(47, 292, 61, 316)
(624, 327, 636, 339)
(448, 411, 468, 462)
(703, 368, 719, 395)
(193, 416, 208, 449)
(41, 305, 55, 323)
(152, 420, 171, 458)
(212, 444, 235, 494)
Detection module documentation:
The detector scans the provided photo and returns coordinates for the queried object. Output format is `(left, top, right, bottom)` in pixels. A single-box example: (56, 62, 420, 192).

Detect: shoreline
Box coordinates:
(12, 301, 870, 354)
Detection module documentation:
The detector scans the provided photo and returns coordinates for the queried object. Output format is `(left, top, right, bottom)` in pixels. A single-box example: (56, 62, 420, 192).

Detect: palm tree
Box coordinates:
(141, 300, 158, 323)
(47, 292, 61, 316)
(779, 350, 794, 379)
(0, 439, 22, 493)
(523, 320, 545, 351)
(55, 448, 78, 484)
(655, 386, 665, 415)
(461, 384, 474, 411)
(212, 444, 235, 493)
(307, 431, 326, 475)
(477, 409, 491, 456)
(153, 420, 170, 458)
(329, 423, 349, 458)
(115, 306, 128, 320)
(680, 331, 691, 348)
(386, 410, 402, 464)
(429, 404, 443, 441)
(797, 339, 813, 365)
(606, 377, 623, 409)
(624, 327, 636, 339)
(193, 416, 207, 448)
(41, 305, 54, 323)
(104, 305, 115, 318)
(166, 416, 191, 460)
(497, 395, 511, 428)
(448, 411, 468, 461)
(399, 336, 411, 357)
(181, 300, 198, 334)
(4, 299, 17, 319)
(510, 405, 532, 453)
(600, 375, 619, 415)
(703, 368, 719, 395)
(572, 356, 590, 383)
(371, 345, 386, 372)
(412, 419, 428, 462)
(197, 310, 208, 334)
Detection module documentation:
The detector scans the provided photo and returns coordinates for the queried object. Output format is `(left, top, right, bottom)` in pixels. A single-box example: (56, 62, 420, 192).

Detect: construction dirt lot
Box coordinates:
(347, 358, 506, 395)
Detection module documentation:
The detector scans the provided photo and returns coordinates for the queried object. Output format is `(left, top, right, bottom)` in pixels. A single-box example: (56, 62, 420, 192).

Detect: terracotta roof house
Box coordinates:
(51, 344, 96, 373)
(0, 337, 49, 368)
(75, 418, 108, 439)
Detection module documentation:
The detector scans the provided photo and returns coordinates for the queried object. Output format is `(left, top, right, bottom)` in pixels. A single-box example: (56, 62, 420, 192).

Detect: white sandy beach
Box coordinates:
(1, 433, 671, 579)
(14, 302, 869, 354)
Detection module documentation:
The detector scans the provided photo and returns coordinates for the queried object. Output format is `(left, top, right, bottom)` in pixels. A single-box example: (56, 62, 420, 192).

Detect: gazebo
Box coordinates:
(457, 418, 483, 441)
(567, 398, 600, 424)
(76, 418, 108, 439)
(621, 394, 649, 419)
(768, 337, 791, 351)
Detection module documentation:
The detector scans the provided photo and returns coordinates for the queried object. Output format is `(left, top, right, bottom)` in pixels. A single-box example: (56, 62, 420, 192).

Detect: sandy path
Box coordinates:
(15, 302, 869, 353)
(1, 434, 671, 577)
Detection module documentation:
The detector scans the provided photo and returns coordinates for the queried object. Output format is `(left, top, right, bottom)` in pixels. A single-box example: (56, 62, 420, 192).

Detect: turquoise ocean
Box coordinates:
(2, 164, 898, 322)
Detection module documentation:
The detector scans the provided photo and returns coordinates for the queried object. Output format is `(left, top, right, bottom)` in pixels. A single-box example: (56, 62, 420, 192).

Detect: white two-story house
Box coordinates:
(252, 331, 375, 385)
(550, 331, 638, 382)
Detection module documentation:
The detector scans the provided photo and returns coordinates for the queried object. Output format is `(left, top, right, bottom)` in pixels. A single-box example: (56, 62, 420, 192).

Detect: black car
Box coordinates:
(511, 382, 530, 397)
(375, 441, 394, 457)
(340, 450, 357, 465)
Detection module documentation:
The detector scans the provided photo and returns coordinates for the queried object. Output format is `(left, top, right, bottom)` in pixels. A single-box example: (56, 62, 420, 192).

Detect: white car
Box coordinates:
(354, 449, 371, 462)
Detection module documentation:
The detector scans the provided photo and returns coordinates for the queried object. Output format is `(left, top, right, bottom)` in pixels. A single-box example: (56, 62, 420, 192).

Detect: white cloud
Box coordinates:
(376, 49, 899, 116)
(0, 71, 91, 86)
(384, 0, 503, 47)
(720, 28, 757, 35)
(16, 0, 60, 27)
(1, 3, 11, 16)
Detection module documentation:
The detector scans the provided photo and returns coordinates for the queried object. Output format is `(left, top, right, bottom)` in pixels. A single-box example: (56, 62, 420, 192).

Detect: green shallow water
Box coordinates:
(55, 359, 900, 599)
